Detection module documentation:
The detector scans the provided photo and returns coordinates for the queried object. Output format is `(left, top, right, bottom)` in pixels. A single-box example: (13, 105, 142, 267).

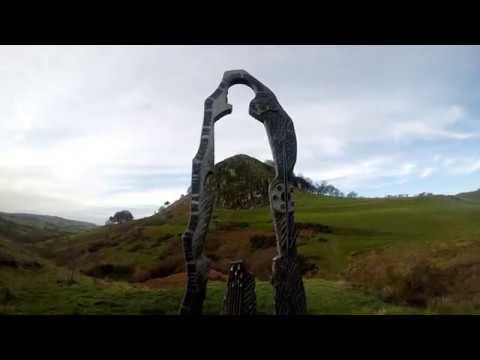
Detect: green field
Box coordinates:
(3, 189, 480, 314)
(39, 191, 480, 274)
(0, 266, 419, 315)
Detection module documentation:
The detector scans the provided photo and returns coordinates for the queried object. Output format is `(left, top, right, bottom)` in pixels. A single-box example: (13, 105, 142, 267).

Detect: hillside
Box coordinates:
(0, 207, 416, 315)
(0, 218, 418, 315)
(0, 212, 96, 234)
(0, 215, 79, 244)
(29, 182, 480, 313)
(211, 154, 316, 208)
(213, 154, 274, 208)
(456, 189, 480, 202)
(6, 156, 480, 314)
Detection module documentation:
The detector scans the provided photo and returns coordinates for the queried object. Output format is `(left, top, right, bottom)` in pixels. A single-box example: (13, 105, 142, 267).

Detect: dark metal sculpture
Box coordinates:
(223, 260, 256, 315)
(179, 70, 306, 315)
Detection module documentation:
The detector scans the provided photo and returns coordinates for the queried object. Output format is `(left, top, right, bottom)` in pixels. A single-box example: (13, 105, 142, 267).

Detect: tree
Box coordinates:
(315, 180, 328, 194)
(347, 191, 358, 198)
(294, 174, 316, 192)
(313, 180, 349, 198)
(164, 201, 170, 206)
(107, 210, 134, 225)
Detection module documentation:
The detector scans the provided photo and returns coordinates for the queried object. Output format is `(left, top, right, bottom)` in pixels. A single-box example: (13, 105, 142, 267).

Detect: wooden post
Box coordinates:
(223, 260, 256, 315)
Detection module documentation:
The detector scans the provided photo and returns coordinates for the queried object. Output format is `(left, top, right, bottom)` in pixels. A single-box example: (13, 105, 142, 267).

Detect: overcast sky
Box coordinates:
(1, 45, 479, 224)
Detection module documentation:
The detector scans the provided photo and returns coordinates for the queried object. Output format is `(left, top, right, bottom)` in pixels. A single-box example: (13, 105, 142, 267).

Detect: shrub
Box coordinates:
(399, 262, 447, 307)
(157, 233, 174, 241)
(83, 263, 134, 280)
(249, 234, 276, 249)
(0, 251, 18, 268)
(297, 254, 319, 276)
(127, 243, 145, 252)
(88, 240, 118, 253)
(147, 256, 184, 279)
(0, 287, 16, 304)
(132, 267, 152, 283)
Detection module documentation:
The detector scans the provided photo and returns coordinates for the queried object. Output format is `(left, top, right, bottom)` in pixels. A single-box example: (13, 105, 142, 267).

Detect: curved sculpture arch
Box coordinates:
(179, 70, 307, 315)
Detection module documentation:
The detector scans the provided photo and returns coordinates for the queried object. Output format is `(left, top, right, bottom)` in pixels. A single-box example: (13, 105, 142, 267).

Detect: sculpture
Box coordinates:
(223, 260, 256, 315)
(179, 70, 307, 315)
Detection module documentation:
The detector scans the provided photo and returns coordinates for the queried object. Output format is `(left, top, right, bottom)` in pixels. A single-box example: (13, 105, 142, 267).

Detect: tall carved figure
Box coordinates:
(179, 70, 307, 315)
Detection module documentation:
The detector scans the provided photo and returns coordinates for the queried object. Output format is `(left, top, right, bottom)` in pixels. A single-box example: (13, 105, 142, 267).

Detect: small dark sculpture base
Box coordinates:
(179, 261, 208, 315)
(272, 256, 307, 315)
(223, 260, 256, 315)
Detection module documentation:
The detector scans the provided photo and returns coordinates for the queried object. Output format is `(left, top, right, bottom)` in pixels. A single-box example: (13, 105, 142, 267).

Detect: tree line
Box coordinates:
(297, 176, 358, 198)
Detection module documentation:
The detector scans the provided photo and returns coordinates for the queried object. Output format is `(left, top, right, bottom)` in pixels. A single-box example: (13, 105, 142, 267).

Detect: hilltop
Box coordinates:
(213, 154, 274, 209)
(211, 154, 317, 209)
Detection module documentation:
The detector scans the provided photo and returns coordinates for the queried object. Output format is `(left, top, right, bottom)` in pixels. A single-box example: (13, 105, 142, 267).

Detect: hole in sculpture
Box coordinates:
(215, 85, 270, 165)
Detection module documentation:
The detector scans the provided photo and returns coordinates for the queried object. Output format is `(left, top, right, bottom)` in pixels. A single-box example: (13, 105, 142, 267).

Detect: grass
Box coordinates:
(30, 190, 480, 283)
(293, 192, 480, 274)
(6, 188, 480, 314)
(0, 265, 419, 315)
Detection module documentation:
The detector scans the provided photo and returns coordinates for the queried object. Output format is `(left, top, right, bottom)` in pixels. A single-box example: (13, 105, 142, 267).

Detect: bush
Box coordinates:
(399, 262, 447, 307)
(297, 254, 319, 276)
(0, 251, 18, 268)
(83, 263, 134, 279)
(22, 260, 43, 269)
(0, 287, 15, 304)
(249, 234, 276, 249)
(218, 222, 249, 231)
(88, 240, 118, 253)
(157, 233, 174, 241)
(296, 223, 333, 234)
(132, 267, 152, 283)
(147, 256, 184, 279)
(127, 243, 145, 252)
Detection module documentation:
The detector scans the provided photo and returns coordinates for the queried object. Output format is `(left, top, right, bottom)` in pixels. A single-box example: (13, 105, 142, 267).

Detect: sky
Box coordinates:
(1, 45, 480, 224)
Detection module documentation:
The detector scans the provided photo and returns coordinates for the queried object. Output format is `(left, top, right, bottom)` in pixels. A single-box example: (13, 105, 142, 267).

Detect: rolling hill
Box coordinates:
(4, 155, 480, 314)
(0, 212, 96, 236)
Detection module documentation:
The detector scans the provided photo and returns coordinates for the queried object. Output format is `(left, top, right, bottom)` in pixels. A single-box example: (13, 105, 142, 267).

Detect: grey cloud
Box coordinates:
(2, 46, 480, 222)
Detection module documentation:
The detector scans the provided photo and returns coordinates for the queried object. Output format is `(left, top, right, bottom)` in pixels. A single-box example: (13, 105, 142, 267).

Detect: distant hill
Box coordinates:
(0, 212, 96, 232)
(455, 189, 480, 202)
(0, 212, 96, 243)
(212, 154, 316, 209)
(213, 154, 274, 209)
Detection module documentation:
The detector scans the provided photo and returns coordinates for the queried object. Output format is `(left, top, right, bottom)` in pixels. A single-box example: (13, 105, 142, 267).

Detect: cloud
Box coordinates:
(304, 154, 418, 191)
(390, 105, 475, 141)
(419, 168, 434, 178)
(441, 157, 480, 175)
(1, 46, 480, 222)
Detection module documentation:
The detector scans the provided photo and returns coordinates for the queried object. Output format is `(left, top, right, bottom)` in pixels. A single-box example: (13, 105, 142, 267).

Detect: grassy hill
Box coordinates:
(456, 189, 480, 202)
(213, 154, 274, 209)
(0, 270, 419, 315)
(5, 155, 480, 314)
(41, 191, 480, 274)
(0, 213, 417, 315)
(1, 231, 419, 315)
(26, 185, 480, 313)
(0, 212, 96, 234)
